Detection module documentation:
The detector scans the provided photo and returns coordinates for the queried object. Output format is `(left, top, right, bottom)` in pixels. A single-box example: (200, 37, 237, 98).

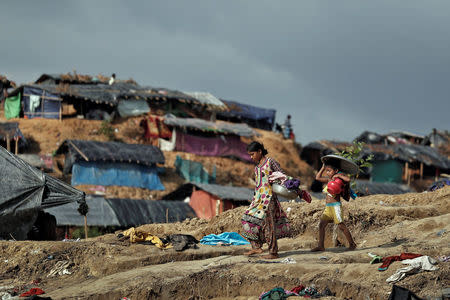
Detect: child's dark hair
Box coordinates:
(247, 141, 268, 156)
(324, 160, 340, 171)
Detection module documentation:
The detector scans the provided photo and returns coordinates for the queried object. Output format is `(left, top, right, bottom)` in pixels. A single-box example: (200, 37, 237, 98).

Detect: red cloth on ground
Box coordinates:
(291, 284, 305, 294)
(379, 253, 422, 271)
(19, 287, 45, 297)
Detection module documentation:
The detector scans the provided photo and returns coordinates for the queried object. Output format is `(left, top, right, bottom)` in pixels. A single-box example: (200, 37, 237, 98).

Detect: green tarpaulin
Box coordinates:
(174, 155, 216, 184)
(4, 92, 21, 119)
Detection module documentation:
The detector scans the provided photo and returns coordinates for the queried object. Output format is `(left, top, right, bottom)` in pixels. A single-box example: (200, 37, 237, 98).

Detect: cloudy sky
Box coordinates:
(1, 1, 449, 144)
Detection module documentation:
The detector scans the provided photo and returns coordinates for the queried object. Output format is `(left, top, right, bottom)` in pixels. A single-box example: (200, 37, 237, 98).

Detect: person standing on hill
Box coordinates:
(311, 160, 356, 252)
(241, 141, 291, 259)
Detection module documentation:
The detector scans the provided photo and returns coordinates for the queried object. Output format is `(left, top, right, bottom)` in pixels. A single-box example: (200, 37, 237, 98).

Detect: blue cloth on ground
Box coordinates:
(200, 232, 250, 245)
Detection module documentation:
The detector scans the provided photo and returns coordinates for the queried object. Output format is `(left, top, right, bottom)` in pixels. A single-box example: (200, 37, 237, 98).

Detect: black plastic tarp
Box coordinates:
(0, 146, 85, 239)
(46, 196, 196, 227)
(56, 139, 165, 172)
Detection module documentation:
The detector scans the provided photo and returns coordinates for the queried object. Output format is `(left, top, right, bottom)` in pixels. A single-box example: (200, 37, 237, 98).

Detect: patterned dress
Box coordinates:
(241, 157, 291, 254)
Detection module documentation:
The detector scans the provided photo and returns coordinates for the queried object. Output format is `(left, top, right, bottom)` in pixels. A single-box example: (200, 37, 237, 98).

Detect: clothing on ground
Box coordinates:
(122, 227, 173, 249)
(378, 253, 423, 271)
(386, 256, 438, 283)
(200, 232, 249, 245)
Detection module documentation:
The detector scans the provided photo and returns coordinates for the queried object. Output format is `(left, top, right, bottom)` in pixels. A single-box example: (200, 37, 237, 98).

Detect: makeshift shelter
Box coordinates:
(0, 122, 27, 153)
(56, 140, 165, 190)
(163, 115, 255, 162)
(302, 139, 450, 184)
(45, 195, 195, 227)
(163, 183, 251, 219)
(0, 146, 86, 240)
(174, 155, 216, 184)
(6, 85, 63, 119)
(217, 99, 276, 130)
(163, 183, 292, 220)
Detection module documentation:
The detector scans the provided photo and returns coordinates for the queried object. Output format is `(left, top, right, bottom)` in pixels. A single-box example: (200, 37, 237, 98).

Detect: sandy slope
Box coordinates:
(1, 187, 449, 299)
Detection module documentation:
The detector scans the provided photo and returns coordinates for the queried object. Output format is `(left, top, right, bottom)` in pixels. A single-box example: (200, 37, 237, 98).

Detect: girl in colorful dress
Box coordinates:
(241, 142, 291, 259)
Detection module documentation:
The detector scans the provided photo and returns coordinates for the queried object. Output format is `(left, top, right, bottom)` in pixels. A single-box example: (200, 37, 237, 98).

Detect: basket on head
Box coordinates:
(321, 154, 359, 175)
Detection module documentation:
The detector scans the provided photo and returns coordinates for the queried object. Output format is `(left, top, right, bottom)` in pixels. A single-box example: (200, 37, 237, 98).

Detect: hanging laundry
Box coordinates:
(29, 95, 41, 113)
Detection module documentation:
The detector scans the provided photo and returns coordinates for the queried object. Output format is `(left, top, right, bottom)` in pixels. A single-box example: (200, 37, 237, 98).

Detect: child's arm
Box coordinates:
(315, 165, 329, 183)
(333, 173, 350, 183)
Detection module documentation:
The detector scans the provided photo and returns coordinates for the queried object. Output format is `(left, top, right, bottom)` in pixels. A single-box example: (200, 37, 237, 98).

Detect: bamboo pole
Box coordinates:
(14, 138, 18, 155)
(6, 133, 10, 151)
(68, 140, 89, 161)
(84, 215, 88, 239)
(166, 208, 169, 223)
(420, 163, 423, 180)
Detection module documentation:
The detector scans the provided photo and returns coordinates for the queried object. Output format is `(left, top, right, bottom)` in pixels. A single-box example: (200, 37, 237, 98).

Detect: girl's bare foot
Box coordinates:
(347, 243, 357, 251)
(244, 248, 263, 256)
(311, 246, 325, 252)
(261, 254, 279, 259)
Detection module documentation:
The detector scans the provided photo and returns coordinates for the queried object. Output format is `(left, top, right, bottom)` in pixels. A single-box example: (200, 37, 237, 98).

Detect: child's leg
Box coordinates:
(338, 223, 356, 250)
(311, 219, 330, 251)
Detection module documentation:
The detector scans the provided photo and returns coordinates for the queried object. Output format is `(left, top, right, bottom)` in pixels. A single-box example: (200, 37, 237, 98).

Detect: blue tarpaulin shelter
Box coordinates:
(217, 99, 276, 130)
(72, 161, 164, 190)
(22, 86, 62, 119)
(56, 140, 165, 190)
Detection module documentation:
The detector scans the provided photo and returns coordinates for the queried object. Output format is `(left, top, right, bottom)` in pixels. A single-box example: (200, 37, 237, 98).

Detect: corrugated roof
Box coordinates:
(56, 139, 165, 166)
(45, 196, 195, 227)
(163, 115, 257, 137)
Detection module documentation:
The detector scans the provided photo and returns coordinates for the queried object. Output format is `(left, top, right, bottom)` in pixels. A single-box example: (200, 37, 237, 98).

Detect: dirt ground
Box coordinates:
(1, 186, 449, 299)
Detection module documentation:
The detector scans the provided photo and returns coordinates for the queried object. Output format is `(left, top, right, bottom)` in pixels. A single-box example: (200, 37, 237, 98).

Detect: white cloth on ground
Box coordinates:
(386, 255, 438, 283)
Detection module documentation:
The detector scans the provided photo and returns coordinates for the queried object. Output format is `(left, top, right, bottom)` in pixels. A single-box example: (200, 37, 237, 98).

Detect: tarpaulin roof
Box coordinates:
(45, 195, 195, 226)
(303, 140, 450, 170)
(182, 92, 226, 110)
(163, 183, 291, 202)
(0, 146, 85, 217)
(9, 83, 199, 107)
(363, 144, 450, 169)
(163, 115, 257, 137)
(218, 99, 276, 124)
(56, 139, 165, 166)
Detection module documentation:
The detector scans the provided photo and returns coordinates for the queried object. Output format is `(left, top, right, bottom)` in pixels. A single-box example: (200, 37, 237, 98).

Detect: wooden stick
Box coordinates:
(6, 133, 10, 151)
(84, 215, 88, 239)
(14, 138, 18, 155)
(68, 140, 89, 161)
(420, 163, 423, 180)
(166, 208, 169, 223)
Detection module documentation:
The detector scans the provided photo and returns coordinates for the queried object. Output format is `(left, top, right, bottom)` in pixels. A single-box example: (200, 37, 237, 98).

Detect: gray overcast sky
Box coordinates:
(1, 1, 449, 144)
